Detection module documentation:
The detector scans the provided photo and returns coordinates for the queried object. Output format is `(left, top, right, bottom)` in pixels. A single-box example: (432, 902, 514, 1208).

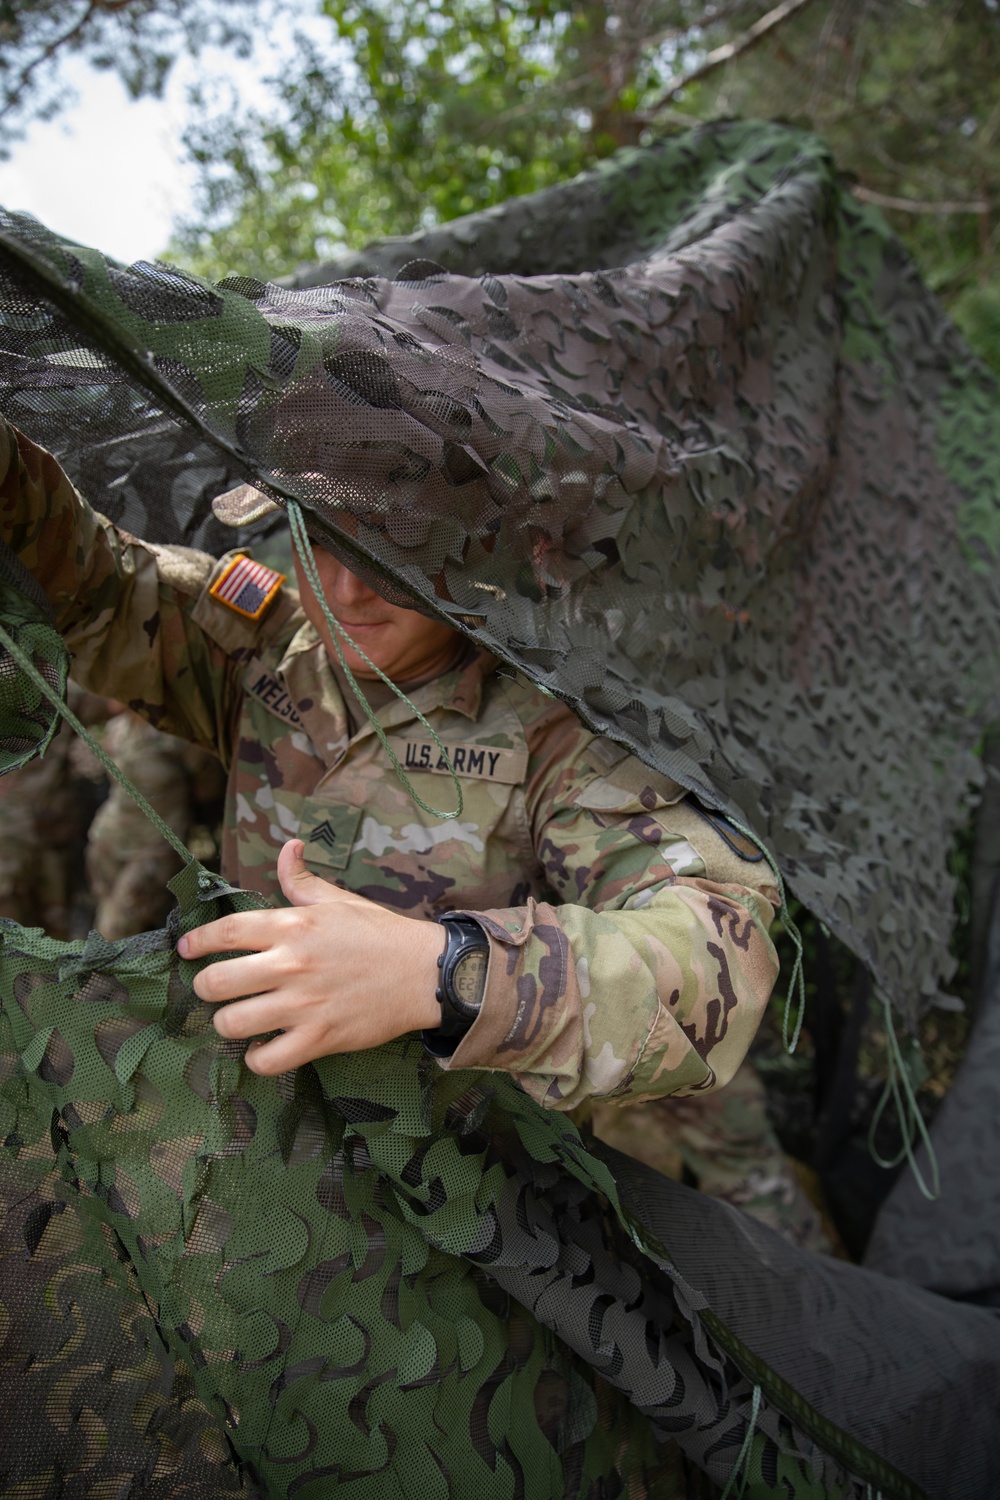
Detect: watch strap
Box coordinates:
(422, 913, 488, 1058)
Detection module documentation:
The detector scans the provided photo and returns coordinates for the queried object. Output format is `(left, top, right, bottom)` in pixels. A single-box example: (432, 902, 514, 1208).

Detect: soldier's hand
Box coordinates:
(176, 839, 445, 1073)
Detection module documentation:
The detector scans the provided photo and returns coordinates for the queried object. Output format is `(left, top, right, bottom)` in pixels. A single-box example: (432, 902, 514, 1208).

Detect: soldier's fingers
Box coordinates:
(193, 950, 294, 1006)
(243, 1028, 326, 1076)
(210, 993, 296, 1041)
(178, 909, 291, 961)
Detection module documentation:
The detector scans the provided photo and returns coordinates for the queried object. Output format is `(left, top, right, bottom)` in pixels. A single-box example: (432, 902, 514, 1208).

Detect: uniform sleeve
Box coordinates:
(0, 417, 288, 763)
(441, 711, 780, 1112)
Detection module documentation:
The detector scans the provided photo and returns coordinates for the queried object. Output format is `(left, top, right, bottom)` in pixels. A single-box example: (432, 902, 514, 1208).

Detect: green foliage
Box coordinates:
(0, 0, 271, 155)
(951, 281, 1000, 375)
(160, 0, 1000, 382)
(9, 1, 1000, 367)
(684, 0, 1000, 372)
(169, 0, 697, 279)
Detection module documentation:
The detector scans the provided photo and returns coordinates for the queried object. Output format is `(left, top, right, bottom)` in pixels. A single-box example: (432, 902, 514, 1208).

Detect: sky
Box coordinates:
(0, 56, 202, 266)
(0, 2, 336, 268)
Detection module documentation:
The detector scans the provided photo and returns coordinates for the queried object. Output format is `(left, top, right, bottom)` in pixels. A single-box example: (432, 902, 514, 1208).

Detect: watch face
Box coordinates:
(452, 949, 487, 1013)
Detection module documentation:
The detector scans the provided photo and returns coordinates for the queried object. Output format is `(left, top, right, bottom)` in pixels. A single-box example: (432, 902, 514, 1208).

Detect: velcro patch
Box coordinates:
(389, 737, 528, 784)
(690, 802, 766, 862)
(576, 752, 685, 811)
(209, 554, 285, 620)
(243, 659, 303, 727)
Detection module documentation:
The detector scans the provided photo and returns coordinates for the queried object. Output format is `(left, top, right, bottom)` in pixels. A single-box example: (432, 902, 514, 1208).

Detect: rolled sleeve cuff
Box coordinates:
(436, 900, 592, 1104)
(435, 881, 779, 1114)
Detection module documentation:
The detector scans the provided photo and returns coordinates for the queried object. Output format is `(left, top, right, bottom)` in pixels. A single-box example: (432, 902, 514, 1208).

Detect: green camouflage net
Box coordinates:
(1, 860, 995, 1500)
(0, 120, 998, 1498)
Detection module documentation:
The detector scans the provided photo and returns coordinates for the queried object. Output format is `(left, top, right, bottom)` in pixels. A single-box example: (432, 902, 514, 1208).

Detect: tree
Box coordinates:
(161, 0, 1000, 376)
(673, 0, 1000, 373)
(5, 1, 998, 369)
(172, 0, 705, 281)
(168, 1, 849, 279)
(0, 0, 269, 153)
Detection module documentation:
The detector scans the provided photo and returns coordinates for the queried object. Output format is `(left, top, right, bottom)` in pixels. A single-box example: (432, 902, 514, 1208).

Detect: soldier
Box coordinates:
(0, 416, 823, 1244)
(0, 715, 82, 938)
(0, 683, 109, 940)
(85, 705, 226, 940)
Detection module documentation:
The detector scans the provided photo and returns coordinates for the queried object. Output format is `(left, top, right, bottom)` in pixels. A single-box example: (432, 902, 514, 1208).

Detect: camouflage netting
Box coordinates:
(3, 123, 999, 1022)
(0, 120, 998, 1498)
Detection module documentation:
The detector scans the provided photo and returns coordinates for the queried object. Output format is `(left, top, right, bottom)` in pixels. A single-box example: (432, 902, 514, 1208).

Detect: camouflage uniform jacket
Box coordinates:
(1, 419, 780, 1112)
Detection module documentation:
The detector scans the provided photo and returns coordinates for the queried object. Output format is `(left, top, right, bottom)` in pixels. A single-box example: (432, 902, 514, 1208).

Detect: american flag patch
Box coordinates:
(208, 554, 285, 620)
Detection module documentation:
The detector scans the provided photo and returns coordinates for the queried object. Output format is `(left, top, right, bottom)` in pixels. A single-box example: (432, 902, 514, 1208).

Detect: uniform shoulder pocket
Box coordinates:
(191, 551, 298, 654)
(654, 799, 778, 906)
(574, 744, 686, 813)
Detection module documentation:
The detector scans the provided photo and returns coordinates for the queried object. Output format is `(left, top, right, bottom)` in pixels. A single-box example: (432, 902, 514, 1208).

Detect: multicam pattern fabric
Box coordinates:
(86, 711, 226, 939)
(0, 119, 998, 1499)
(0, 413, 781, 1114)
(0, 717, 85, 939)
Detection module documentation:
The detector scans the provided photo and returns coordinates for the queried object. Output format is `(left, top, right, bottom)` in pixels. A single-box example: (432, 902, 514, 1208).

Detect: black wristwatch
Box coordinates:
(422, 914, 489, 1057)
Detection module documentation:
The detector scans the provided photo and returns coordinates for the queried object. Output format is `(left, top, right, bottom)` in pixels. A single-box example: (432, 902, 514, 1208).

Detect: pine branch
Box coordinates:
(642, 0, 819, 114)
(853, 185, 989, 217)
(0, 2, 101, 121)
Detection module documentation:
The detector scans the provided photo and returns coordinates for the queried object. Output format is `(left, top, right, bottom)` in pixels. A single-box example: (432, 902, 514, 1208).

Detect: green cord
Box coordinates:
(868, 992, 940, 1202)
(725, 804, 938, 1202)
(0, 619, 209, 881)
(781, 928, 807, 1055)
(287, 500, 463, 823)
(719, 1383, 762, 1500)
(719, 807, 807, 1054)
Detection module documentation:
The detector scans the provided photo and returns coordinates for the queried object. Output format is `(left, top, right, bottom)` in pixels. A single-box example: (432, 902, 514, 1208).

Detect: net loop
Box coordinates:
(867, 993, 941, 1201)
(781, 929, 807, 1055)
(719, 1383, 762, 1500)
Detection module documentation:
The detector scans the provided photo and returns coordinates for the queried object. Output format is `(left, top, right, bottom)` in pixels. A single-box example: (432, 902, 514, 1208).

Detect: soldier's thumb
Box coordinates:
(276, 839, 343, 906)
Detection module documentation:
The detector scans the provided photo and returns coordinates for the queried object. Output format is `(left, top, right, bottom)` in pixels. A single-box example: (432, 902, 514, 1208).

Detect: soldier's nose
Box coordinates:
(327, 565, 380, 609)
(313, 551, 380, 610)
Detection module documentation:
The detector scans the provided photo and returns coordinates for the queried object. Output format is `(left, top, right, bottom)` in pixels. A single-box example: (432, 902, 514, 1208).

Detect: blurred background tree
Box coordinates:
(4, 2, 998, 372)
(697, 0, 1000, 376)
(166, 0, 1000, 375)
(0, 1, 271, 143)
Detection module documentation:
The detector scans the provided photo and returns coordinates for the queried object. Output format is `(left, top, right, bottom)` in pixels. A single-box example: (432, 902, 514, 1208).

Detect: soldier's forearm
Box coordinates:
(0, 415, 241, 751)
(437, 881, 778, 1111)
(0, 416, 111, 619)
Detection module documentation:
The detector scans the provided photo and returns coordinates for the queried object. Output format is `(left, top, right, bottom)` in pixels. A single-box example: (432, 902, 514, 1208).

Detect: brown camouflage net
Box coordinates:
(0, 120, 998, 1498)
(1, 122, 997, 1027)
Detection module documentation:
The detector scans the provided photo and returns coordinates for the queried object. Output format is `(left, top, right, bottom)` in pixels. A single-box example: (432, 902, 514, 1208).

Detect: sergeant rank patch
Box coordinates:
(209, 554, 285, 620)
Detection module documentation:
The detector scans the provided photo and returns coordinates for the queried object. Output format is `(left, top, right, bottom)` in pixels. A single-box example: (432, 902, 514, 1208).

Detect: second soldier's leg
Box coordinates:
(590, 1057, 833, 1253)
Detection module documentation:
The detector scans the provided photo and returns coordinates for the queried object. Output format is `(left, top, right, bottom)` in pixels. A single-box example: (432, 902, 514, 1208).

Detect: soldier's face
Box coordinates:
(294, 546, 461, 683)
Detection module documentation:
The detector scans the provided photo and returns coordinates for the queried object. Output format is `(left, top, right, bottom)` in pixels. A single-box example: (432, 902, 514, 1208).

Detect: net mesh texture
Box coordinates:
(0, 120, 997, 1499)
